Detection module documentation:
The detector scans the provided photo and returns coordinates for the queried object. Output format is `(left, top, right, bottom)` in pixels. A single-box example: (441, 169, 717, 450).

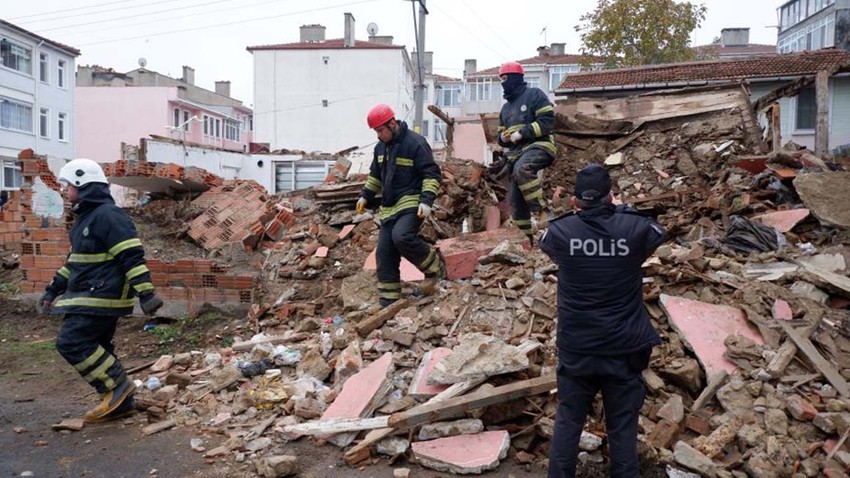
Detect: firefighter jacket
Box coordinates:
(497, 84, 557, 160)
(360, 121, 442, 221)
(46, 183, 155, 317)
(539, 204, 667, 356)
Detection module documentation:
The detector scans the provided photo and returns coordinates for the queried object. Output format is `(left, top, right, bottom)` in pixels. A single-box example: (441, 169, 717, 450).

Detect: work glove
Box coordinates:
(36, 291, 56, 315)
(500, 131, 511, 143)
(139, 292, 164, 316)
(509, 131, 523, 143)
(356, 197, 367, 215)
(417, 203, 432, 219)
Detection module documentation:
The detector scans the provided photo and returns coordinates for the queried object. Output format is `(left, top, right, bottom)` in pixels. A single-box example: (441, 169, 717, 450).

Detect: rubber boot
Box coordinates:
(84, 379, 136, 423)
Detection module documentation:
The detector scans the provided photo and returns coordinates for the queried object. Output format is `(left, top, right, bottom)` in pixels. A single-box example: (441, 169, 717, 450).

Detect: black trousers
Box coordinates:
(509, 148, 554, 237)
(376, 211, 440, 305)
(548, 349, 651, 478)
(55, 314, 128, 395)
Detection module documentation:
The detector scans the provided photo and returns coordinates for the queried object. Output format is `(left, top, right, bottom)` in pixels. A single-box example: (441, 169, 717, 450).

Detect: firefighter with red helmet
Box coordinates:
(358, 105, 444, 307)
(492, 61, 557, 243)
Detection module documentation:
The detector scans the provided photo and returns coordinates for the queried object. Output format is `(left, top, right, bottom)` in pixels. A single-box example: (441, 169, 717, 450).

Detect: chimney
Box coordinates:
(344, 13, 355, 48)
(299, 24, 326, 42)
(368, 35, 394, 45)
(720, 28, 750, 47)
(464, 59, 477, 77)
(537, 45, 551, 56)
(550, 43, 566, 56)
(182, 66, 194, 85)
(412, 51, 434, 75)
(215, 81, 231, 97)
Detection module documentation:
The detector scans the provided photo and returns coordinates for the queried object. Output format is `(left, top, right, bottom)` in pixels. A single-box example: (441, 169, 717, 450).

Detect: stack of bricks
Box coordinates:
(263, 202, 297, 242)
(147, 259, 254, 304)
(6, 150, 256, 307)
(101, 160, 223, 188)
(188, 181, 273, 251)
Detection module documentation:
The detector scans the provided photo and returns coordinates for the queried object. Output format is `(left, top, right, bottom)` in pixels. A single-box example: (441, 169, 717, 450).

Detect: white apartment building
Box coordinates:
(0, 19, 79, 190)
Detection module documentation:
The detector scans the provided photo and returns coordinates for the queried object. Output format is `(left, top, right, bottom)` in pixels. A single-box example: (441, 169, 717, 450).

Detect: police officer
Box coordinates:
(540, 164, 667, 478)
(493, 61, 557, 242)
(39, 158, 164, 423)
(357, 105, 444, 308)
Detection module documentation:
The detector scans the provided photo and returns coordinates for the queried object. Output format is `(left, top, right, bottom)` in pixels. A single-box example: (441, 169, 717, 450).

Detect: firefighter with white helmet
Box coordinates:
(40, 158, 163, 423)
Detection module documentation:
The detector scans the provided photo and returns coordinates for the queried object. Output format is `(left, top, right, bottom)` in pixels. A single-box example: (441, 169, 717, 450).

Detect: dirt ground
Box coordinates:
(0, 295, 665, 478)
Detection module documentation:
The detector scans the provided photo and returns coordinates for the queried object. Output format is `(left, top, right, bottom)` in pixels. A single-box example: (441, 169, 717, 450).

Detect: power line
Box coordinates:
(455, 0, 522, 58)
(75, 0, 381, 46)
(38, 0, 239, 33)
(14, 0, 184, 25)
(428, 1, 505, 61)
(59, 0, 284, 37)
(9, 0, 153, 21)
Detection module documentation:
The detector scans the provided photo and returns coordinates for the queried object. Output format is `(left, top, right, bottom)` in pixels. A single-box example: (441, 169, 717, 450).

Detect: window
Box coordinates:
(39, 53, 48, 83)
(224, 118, 240, 141)
(465, 79, 500, 102)
(779, 14, 836, 52)
(39, 108, 49, 138)
(0, 38, 32, 74)
(244, 114, 253, 132)
(526, 76, 541, 90)
(57, 112, 67, 140)
(203, 115, 210, 135)
(795, 86, 816, 130)
(434, 118, 447, 143)
(183, 111, 190, 131)
(550, 65, 580, 91)
(0, 98, 33, 132)
(422, 84, 429, 102)
(436, 84, 460, 107)
(3, 161, 22, 190)
(57, 59, 66, 88)
(214, 118, 221, 138)
(173, 108, 180, 128)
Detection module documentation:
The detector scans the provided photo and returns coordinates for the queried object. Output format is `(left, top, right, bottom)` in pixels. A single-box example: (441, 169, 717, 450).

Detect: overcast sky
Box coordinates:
(6, 0, 782, 106)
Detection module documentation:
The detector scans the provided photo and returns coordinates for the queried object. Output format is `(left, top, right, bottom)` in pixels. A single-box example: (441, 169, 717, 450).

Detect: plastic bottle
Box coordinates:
(145, 377, 162, 390)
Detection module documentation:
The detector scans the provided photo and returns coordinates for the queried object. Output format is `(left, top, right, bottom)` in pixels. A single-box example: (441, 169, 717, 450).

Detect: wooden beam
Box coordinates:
(777, 320, 850, 397)
(355, 299, 409, 336)
(771, 103, 782, 153)
(387, 375, 557, 430)
(691, 370, 728, 412)
(815, 69, 830, 158)
(752, 76, 814, 113)
(282, 416, 390, 436)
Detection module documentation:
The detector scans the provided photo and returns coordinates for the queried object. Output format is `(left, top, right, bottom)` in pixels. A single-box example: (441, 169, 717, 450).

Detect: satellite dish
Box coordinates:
(138, 57, 147, 68)
(367, 22, 379, 36)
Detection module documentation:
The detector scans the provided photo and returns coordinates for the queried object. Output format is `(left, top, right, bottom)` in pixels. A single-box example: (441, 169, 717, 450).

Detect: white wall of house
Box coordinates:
(1, 26, 76, 187)
(253, 48, 414, 153)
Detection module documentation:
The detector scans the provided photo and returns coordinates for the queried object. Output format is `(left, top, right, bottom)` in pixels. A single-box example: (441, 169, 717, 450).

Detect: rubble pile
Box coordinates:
(53, 84, 850, 477)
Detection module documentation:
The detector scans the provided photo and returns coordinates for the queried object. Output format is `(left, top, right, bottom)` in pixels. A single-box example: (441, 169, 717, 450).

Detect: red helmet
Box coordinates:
(499, 61, 524, 76)
(367, 104, 395, 129)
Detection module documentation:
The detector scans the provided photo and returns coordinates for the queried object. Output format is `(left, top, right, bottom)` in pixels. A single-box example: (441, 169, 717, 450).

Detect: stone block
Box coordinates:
(436, 228, 530, 280)
(673, 441, 718, 478)
(418, 419, 484, 440)
(411, 430, 510, 474)
(786, 394, 818, 421)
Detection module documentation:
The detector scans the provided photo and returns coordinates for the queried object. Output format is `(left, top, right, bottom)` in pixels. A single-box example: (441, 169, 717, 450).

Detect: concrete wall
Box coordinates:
(253, 48, 414, 152)
(76, 86, 173, 163)
(0, 25, 76, 173)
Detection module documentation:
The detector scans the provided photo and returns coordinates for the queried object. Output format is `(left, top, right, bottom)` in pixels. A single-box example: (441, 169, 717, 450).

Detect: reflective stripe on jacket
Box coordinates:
(497, 85, 557, 159)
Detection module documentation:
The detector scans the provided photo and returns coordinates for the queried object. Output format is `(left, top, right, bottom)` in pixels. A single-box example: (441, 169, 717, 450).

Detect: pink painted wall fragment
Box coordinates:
(364, 249, 424, 281)
(409, 347, 452, 398)
(752, 209, 810, 233)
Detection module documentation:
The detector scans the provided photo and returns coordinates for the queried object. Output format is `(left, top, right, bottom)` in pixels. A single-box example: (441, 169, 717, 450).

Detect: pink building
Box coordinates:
(76, 65, 253, 163)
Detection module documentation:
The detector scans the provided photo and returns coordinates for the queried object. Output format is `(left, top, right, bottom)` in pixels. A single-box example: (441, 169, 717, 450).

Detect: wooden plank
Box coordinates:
(753, 76, 814, 112)
(143, 419, 177, 436)
(387, 375, 557, 430)
(355, 299, 409, 336)
(766, 322, 818, 378)
(283, 416, 389, 436)
(777, 320, 850, 397)
(771, 103, 782, 154)
(815, 69, 830, 158)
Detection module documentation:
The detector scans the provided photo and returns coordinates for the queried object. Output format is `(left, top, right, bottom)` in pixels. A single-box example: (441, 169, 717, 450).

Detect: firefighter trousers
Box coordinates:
(55, 314, 129, 395)
(376, 211, 441, 306)
(509, 148, 554, 238)
(548, 349, 651, 478)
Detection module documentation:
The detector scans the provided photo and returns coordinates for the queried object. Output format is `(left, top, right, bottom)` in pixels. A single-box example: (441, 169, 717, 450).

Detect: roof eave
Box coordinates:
(555, 74, 813, 95)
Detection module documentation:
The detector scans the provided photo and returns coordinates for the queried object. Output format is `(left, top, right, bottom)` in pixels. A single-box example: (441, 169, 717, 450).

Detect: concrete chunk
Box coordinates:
(428, 333, 529, 385)
(673, 441, 718, 478)
(657, 394, 685, 424)
(412, 430, 510, 474)
(418, 419, 484, 440)
(437, 229, 530, 280)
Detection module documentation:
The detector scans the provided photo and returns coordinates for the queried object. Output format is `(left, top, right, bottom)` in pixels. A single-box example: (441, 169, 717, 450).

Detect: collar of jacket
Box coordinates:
(71, 183, 115, 215)
(577, 203, 615, 218)
(388, 120, 410, 145)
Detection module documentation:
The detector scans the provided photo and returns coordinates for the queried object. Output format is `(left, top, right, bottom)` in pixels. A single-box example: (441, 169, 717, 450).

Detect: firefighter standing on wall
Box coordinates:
(492, 61, 557, 243)
(357, 104, 444, 307)
(38, 158, 164, 423)
(540, 164, 668, 477)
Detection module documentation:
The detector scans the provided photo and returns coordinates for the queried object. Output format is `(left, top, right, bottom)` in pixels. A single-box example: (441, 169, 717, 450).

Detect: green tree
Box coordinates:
(577, 0, 707, 68)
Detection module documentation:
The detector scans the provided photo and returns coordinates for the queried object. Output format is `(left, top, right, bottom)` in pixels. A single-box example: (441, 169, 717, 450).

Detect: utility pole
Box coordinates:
(413, 0, 427, 134)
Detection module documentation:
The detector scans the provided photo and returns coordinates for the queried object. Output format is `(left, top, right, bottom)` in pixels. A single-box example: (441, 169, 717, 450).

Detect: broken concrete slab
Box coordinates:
(418, 419, 484, 441)
(364, 249, 424, 281)
(660, 294, 764, 377)
(376, 436, 410, 456)
(411, 430, 510, 474)
(752, 209, 809, 233)
(340, 270, 376, 311)
(429, 333, 529, 385)
(409, 347, 452, 399)
(673, 441, 719, 477)
(794, 172, 850, 227)
(657, 394, 685, 424)
(320, 352, 394, 447)
(437, 229, 530, 280)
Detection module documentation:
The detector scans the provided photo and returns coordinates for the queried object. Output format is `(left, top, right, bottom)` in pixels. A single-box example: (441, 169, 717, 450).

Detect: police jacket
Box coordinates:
(497, 84, 557, 160)
(46, 183, 155, 317)
(360, 121, 442, 221)
(539, 204, 667, 356)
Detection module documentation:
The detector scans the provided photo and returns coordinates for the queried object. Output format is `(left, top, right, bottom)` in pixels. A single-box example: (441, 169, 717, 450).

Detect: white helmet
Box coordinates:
(58, 158, 108, 187)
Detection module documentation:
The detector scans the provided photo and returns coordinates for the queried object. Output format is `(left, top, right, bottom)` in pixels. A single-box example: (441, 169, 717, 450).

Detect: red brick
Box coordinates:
(435, 228, 530, 280)
(787, 394, 818, 421)
(647, 419, 679, 449)
(485, 206, 502, 231)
